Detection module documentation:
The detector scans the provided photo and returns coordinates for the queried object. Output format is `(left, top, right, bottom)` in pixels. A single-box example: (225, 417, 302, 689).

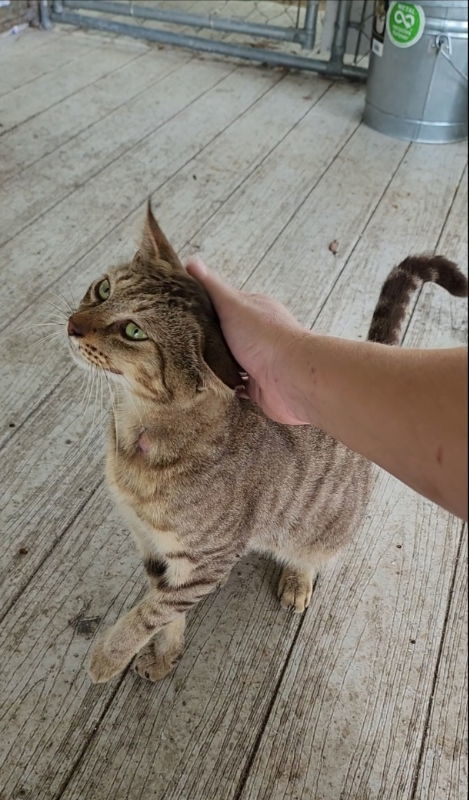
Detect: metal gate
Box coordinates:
(44, 0, 373, 80)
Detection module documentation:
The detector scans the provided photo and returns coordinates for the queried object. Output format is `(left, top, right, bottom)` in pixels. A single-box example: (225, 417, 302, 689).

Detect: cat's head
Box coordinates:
(67, 201, 240, 403)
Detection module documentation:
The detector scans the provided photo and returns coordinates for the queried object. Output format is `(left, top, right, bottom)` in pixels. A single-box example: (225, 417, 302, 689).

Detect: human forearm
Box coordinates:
(282, 335, 468, 519)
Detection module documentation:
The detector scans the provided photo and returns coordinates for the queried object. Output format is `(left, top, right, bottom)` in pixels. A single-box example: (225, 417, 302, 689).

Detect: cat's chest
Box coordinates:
(106, 449, 179, 548)
(113, 490, 180, 555)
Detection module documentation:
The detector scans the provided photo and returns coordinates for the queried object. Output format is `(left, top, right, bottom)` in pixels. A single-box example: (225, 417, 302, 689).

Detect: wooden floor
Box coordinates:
(0, 23, 467, 800)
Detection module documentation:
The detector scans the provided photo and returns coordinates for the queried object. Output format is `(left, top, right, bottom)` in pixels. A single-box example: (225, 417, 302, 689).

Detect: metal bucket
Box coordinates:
(364, 0, 468, 143)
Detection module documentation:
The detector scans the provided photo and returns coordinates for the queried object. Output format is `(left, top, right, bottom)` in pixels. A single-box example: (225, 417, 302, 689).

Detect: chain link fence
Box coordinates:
(45, 0, 373, 79)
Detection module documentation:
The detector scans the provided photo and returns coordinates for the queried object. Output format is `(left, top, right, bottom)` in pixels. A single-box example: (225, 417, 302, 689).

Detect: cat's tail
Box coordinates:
(367, 254, 468, 345)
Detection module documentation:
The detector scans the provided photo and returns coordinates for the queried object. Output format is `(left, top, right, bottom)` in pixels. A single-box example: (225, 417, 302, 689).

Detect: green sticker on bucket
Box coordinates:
(387, 2, 425, 48)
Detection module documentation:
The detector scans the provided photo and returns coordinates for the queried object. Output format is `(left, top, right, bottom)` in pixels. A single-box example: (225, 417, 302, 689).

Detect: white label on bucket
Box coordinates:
(372, 38, 384, 57)
(387, 2, 425, 49)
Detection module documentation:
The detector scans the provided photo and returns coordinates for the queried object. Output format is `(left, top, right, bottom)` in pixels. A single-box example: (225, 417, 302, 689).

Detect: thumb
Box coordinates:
(186, 256, 239, 317)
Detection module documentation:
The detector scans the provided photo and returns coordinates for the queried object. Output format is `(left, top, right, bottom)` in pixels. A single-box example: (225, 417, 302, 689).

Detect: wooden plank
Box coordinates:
(0, 485, 297, 800)
(413, 535, 467, 800)
(0, 34, 148, 132)
(142, 69, 329, 247)
(0, 45, 188, 182)
(184, 123, 407, 311)
(238, 152, 468, 800)
(310, 143, 467, 340)
(0, 370, 105, 613)
(0, 62, 279, 324)
(0, 52, 235, 245)
(178, 81, 365, 272)
(0, 31, 119, 96)
(0, 27, 67, 61)
(0, 68, 321, 445)
(239, 491, 463, 800)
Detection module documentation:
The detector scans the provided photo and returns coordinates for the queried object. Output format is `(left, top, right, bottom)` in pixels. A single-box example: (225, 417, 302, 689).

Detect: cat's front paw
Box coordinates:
(88, 630, 132, 684)
(277, 567, 313, 613)
(134, 640, 182, 682)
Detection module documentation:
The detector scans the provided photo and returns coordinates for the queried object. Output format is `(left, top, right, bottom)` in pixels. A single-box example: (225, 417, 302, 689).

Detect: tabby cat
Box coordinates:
(66, 202, 467, 683)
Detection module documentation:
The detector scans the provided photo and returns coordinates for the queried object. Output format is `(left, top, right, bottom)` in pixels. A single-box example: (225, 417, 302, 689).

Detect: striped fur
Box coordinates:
(368, 254, 467, 345)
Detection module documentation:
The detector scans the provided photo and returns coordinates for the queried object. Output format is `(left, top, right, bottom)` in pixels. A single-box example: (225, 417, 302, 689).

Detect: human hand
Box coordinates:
(186, 256, 310, 424)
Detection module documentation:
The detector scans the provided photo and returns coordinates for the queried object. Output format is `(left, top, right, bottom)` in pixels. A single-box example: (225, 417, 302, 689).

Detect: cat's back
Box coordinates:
(229, 402, 371, 545)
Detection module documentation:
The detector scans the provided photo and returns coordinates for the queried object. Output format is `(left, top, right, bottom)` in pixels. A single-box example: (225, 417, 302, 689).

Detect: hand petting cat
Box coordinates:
(186, 256, 468, 520)
(186, 256, 311, 425)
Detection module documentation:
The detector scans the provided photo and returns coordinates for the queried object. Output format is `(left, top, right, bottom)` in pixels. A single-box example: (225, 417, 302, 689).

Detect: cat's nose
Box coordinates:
(67, 316, 85, 337)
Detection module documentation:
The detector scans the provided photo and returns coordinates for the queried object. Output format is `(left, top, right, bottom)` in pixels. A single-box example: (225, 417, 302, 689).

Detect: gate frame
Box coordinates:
(45, 0, 368, 80)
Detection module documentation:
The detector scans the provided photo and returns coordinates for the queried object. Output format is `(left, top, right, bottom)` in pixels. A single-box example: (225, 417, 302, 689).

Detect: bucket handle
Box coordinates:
(435, 34, 468, 82)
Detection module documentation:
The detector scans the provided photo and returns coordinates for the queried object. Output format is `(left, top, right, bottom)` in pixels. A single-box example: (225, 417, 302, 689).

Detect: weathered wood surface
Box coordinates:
(1, 61, 276, 323)
(0, 26, 65, 60)
(0, 25, 466, 800)
(413, 534, 467, 800)
(0, 45, 188, 182)
(238, 164, 468, 800)
(0, 33, 110, 96)
(0, 35, 146, 132)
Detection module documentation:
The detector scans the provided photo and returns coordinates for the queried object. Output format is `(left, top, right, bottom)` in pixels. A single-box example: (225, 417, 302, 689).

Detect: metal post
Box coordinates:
(329, 0, 352, 69)
(353, 0, 368, 65)
(38, 0, 53, 29)
(302, 0, 319, 50)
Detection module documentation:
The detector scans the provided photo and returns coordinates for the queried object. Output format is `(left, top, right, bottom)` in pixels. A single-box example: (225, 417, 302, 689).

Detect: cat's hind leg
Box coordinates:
(277, 564, 316, 613)
(134, 614, 185, 682)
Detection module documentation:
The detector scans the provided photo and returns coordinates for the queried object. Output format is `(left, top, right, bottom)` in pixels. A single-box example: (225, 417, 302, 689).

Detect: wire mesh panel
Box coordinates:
(49, 0, 372, 79)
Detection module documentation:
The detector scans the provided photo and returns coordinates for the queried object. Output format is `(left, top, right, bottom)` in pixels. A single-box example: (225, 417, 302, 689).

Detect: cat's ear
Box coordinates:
(139, 199, 184, 270)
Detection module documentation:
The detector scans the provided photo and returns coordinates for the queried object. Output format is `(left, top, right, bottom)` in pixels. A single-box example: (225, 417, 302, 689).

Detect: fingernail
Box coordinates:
(186, 257, 206, 276)
(234, 385, 249, 399)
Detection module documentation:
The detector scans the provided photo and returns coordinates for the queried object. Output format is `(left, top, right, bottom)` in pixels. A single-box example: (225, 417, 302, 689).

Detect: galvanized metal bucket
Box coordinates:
(364, 0, 468, 143)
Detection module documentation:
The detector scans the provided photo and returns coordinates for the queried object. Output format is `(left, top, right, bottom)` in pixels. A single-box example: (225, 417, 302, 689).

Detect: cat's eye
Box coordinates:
(96, 279, 111, 301)
(124, 322, 148, 341)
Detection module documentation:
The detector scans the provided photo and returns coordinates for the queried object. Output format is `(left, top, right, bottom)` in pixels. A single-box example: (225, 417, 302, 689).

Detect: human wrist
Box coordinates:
(269, 327, 322, 426)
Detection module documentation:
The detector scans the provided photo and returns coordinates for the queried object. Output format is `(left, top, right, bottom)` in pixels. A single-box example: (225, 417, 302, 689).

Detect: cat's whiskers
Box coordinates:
(76, 368, 91, 410)
(81, 364, 96, 421)
(91, 366, 105, 431)
(90, 368, 98, 430)
(64, 281, 80, 311)
(44, 302, 70, 321)
(99, 370, 107, 426)
(35, 331, 64, 346)
(48, 315, 68, 324)
(89, 370, 101, 428)
(48, 291, 74, 316)
(102, 369, 119, 456)
(91, 366, 110, 430)
(18, 321, 64, 335)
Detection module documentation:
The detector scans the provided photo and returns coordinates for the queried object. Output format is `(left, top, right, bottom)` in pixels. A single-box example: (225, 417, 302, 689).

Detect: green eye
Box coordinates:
(124, 322, 148, 341)
(97, 279, 110, 301)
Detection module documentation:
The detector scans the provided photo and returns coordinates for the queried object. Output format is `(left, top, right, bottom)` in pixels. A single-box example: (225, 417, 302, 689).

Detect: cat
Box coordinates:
(66, 201, 467, 683)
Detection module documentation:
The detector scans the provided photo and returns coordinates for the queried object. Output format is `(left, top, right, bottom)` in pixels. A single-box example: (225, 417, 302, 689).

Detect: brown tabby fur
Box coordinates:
(67, 202, 467, 683)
